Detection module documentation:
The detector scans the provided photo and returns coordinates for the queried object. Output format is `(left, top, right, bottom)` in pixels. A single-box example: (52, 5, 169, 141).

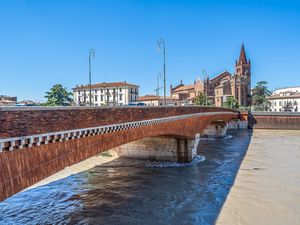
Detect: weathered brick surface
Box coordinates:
(0, 107, 238, 201)
(0, 106, 237, 138)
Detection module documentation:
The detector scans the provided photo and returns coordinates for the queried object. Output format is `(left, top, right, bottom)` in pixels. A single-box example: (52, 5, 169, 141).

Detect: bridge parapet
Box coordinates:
(0, 111, 237, 152)
(0, 106, 238, 138)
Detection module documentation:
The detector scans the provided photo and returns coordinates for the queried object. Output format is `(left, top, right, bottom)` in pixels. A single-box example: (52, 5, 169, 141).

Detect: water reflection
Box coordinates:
(0, 130, 252, 225)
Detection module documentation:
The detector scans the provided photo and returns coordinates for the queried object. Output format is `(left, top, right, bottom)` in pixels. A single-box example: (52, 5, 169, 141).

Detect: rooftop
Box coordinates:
(73, 81, 139, 90)
(138, 95, 179, 101)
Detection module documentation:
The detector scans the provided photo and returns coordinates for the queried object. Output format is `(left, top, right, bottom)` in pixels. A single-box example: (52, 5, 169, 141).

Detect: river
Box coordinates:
(0, 129, 298, 225)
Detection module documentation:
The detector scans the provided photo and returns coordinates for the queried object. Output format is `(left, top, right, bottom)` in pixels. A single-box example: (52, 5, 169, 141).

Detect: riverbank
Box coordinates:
(217, 129, 300, 225)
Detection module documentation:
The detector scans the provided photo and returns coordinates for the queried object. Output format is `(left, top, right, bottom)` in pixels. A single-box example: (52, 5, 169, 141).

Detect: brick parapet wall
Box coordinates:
(0, 106, 237, 138)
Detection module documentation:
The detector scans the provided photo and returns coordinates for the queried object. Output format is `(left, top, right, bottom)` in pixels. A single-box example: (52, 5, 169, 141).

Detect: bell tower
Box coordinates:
(234, 44, 251, 106)
(235, 44, 251, 76)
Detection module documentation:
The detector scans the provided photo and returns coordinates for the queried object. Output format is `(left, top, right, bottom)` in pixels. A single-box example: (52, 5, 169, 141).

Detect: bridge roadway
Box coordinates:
(0, 106, 242, 201)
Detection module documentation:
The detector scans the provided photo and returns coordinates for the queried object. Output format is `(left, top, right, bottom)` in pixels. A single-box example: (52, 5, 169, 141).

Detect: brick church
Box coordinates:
(170, 44, 251, 107)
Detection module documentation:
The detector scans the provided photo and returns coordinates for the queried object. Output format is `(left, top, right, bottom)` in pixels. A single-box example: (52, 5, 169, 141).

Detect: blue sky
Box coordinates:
(1, 0, 300, 101)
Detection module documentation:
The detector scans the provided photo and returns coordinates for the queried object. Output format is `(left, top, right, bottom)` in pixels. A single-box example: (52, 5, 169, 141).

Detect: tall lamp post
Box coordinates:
(89, 49, 96, 106)
(202, 69, 208, 106)
(154, 72, 162, 97)
(157, 39, 166, 105)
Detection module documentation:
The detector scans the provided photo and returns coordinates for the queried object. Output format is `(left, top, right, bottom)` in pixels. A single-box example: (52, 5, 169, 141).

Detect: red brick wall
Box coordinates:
(0, 112, 237, 201)
(0, 106, 236, 138)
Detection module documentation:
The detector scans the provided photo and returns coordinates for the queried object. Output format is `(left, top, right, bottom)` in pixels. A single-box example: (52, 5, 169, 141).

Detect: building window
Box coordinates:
(101, 95, 103, 101)
(119, 94, 122, 101)
(101, 89, 103, 93)
(95, 89, 97, 93)
(274, 102, 276, 106)
(279, 102, 281, 106)
(119, 88, 122, 92)
(78, 90, 81, 94)
(95, 95, 98, 102)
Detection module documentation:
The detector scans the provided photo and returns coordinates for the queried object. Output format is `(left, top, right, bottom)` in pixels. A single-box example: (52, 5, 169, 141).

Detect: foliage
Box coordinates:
(238, 106, 251, 111)
(44, 84, 73, 106)
(195, 93, 213, 106)
(252, 81, 272, 111)
(223, 96, 239, 109)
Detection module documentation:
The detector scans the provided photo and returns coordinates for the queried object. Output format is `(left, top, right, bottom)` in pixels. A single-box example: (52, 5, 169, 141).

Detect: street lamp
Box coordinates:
(89, 49, 96, 106)
(157, 39, 166, 105)
(154, 72, 163, 97)
(202, 69, 208, 106)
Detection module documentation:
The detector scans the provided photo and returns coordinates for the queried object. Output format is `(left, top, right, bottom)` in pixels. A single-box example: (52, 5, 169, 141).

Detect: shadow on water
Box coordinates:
(0, 129, 253, 225)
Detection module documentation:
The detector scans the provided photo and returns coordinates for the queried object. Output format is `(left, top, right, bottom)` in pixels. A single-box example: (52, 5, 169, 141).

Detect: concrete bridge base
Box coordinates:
(228, 119, 248, 129)
(201, 119, 248, 138)
(112, 136, 198, 163)
(201, 121, 228, 138)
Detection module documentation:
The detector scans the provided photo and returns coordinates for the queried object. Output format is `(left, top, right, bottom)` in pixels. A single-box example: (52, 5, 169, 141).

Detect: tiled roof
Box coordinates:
(267, 93, 300, 100)
(138, 95, 179, 101)
(73, 82, 138, 90)
(172, 84, 194, 92)
(210, 71, 232, 82)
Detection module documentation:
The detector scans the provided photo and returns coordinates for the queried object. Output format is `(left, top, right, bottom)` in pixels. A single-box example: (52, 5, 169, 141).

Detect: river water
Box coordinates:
(0, 130, 252, 225)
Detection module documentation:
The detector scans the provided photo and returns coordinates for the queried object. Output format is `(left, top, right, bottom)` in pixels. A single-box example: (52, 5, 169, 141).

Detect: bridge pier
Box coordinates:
(202, 121, 228, 138)
(202, 119, 248, 138)
(228, 119, 248, 129)
(112, 136, 197, 163)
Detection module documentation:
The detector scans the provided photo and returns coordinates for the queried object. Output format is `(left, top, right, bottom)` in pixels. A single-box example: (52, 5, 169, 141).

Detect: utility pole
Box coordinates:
(202, 69, 208, 106)
(157, 39, 166, 105)
(89, 49, 96, 106)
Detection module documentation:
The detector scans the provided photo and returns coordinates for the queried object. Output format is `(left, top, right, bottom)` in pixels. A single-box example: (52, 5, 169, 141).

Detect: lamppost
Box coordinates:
(202, 69, 208, 106)
(89, 49, 96, 106)
(154, 72, 163, 97)
(157, 39, 166, 105)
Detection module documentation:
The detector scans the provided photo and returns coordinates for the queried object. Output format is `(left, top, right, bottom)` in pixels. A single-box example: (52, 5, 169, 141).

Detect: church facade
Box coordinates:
(170, 44, 252, 107)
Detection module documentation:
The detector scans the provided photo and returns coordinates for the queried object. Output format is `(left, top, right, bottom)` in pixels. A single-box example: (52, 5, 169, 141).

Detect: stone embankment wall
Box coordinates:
(249, 112, 300, 130)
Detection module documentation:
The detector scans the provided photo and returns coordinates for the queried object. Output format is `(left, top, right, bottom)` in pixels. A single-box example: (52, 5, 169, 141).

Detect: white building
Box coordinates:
(268, 88, 300, 112)
(73, 82, 139, 106)
(137, 95, 181, 106)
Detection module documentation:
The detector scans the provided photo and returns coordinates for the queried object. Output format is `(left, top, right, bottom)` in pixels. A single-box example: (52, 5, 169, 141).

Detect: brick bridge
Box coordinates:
(0, 106, 246, 201)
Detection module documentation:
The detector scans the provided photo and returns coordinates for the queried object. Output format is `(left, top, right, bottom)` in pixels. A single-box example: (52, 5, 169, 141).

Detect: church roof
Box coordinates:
(172, 84, 194, 92)
(210, 71, 232, 82)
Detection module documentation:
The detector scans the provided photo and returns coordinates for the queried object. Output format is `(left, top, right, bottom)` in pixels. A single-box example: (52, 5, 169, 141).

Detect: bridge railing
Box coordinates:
(251, 111, 300, 116)
(0, 111, 237, 152)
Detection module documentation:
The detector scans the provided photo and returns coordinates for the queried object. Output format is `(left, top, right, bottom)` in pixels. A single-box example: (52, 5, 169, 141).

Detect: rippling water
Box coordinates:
(0, 130, 252, 225)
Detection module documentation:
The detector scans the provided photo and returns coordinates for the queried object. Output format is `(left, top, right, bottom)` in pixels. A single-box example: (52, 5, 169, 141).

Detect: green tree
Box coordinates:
(195, 92, 213, 106)
(44, 84, 73, 106)
(223, 96, 239, 109)
(252, 81, 272, 111)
